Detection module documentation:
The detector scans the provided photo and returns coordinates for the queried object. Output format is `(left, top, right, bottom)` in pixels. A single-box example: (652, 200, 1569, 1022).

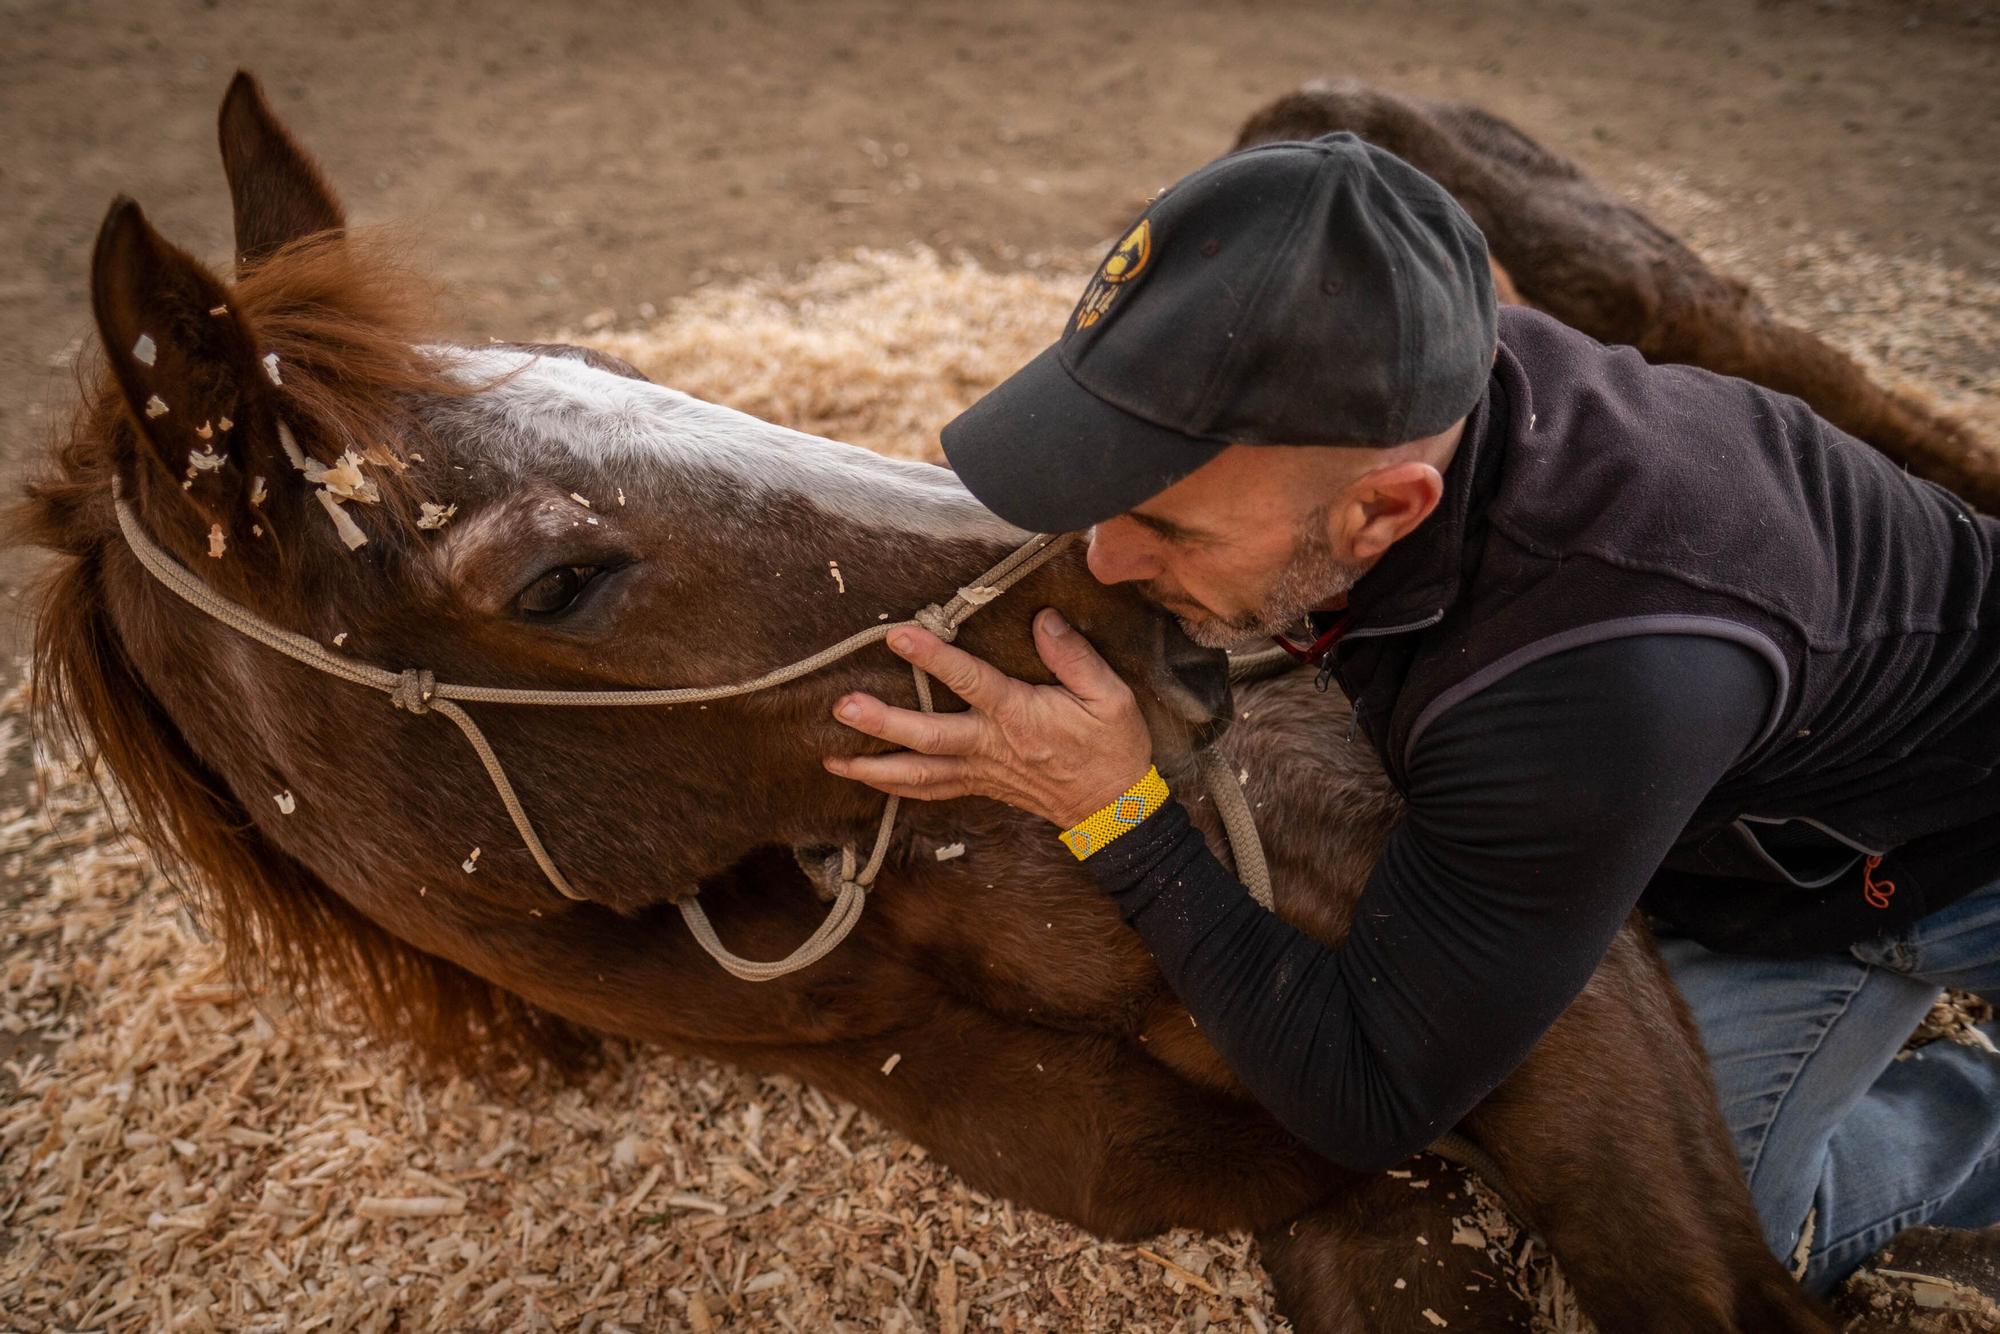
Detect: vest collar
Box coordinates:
(1322, 340, 1528, 642)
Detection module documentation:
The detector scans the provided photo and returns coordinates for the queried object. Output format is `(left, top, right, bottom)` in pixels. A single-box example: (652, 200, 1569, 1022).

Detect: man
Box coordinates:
(821, 133, 2000, 1294)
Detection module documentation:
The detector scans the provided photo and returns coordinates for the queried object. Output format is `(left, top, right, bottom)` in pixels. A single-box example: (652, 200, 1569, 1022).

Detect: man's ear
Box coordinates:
(218, 70, 345, 270)
(1337, 460, 1446, 563)
(90, 196, 290, 546)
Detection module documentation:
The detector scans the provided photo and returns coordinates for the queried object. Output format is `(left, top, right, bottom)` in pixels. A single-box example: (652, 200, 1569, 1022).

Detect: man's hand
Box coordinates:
(824, 608, 1154, 828)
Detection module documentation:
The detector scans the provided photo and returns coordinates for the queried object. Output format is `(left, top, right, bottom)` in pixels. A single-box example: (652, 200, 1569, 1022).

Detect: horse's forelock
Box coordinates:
(29, 230, 478, 565)
(226, 233, 468, 537)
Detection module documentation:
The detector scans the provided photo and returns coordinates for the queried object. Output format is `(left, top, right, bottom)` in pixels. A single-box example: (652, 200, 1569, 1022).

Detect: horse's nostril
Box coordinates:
(1160, 627, 1232, 726)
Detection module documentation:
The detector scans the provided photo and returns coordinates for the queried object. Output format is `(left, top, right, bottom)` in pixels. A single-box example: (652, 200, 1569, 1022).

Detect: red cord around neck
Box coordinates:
(1271, 614, 1351, 668)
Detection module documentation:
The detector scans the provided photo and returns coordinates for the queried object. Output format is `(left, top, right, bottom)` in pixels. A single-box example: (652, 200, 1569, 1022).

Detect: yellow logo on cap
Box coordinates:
(1074, 218, 1153, 332)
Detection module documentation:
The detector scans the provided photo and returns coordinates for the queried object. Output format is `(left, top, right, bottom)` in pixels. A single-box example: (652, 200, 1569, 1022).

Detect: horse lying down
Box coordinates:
(17, 73, 1835, 1332)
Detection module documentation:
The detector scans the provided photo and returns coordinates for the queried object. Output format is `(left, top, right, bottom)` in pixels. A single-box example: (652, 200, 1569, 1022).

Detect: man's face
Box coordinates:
(1086, 446, 1370, 649)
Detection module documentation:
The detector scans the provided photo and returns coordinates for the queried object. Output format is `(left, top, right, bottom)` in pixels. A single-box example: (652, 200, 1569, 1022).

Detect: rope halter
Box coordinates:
(115, 491, 1280, 983)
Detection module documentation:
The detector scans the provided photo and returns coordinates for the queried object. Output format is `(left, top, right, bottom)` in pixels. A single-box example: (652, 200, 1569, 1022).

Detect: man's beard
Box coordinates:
(1151, 508, 1366, 650)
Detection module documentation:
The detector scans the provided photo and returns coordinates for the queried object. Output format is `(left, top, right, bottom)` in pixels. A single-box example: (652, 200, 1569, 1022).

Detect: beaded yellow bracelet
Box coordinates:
(1058, 765, 1170, 860)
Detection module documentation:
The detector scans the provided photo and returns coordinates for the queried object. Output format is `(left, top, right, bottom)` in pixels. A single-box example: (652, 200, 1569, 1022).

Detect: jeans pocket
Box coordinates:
(1848, 926, 1918, 973)
(1890, 870, 2000, 989)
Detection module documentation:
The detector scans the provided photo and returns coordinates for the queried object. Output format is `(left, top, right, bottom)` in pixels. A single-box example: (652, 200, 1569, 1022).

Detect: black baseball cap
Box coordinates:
(941, 133, 1498, 533)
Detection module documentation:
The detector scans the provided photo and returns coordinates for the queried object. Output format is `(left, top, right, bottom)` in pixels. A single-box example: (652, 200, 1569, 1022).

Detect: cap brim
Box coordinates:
(941, 343, 1227, 532)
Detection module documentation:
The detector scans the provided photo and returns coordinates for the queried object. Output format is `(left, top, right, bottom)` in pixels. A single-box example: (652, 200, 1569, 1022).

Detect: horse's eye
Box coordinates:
(517, 566, 599, 616)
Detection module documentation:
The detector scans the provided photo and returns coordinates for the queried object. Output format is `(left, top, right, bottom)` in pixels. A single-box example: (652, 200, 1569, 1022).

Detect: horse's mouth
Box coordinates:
(1154, 620, 1234, 743)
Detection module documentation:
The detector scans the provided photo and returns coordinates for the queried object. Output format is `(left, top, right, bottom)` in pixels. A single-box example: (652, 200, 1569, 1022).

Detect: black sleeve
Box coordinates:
(1087, 633, 1774, 1173)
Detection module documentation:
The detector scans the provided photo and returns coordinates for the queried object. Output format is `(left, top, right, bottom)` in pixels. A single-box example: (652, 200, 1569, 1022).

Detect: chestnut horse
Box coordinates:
(16, 75, 1833, 1332)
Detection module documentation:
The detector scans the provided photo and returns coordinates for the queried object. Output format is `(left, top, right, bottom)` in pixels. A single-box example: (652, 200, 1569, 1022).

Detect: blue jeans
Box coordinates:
(1657, 876, 2000, 1295)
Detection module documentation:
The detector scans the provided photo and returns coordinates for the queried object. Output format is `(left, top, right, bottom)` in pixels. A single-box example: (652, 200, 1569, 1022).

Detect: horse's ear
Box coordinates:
(218, 71, 345, 270)
(91, 197, 282, 531)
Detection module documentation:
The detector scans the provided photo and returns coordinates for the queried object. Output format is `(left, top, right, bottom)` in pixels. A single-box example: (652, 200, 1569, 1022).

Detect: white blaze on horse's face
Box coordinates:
(436, 347, 1023, 543)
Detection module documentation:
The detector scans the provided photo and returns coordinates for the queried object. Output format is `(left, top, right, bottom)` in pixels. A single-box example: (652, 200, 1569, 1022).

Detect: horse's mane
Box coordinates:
(12, 234, 593, 1074)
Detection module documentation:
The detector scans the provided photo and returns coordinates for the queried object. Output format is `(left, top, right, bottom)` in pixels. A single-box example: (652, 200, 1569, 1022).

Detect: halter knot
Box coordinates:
(912, 604, 959, 642)
(391, 668, 437, 715)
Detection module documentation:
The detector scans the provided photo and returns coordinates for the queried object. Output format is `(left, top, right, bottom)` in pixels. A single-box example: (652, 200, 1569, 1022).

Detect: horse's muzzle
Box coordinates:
(1156, 621, 1233, 739)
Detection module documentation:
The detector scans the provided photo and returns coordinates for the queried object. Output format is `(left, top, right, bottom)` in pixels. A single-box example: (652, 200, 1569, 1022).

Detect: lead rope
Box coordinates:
(1195, 746, 1273, 911)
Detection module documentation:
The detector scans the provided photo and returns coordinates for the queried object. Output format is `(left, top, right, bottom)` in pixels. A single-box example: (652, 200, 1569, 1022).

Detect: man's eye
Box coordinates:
(517, 566, 599, 616)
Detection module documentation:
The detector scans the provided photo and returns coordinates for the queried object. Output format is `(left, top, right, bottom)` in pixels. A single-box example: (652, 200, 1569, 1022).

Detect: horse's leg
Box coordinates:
(749, 997, 1353, 1240)
(1256, 1157, 1534, 1333)
(1463, 925, 1834, 1333)
(747, 1003, 1553, 1333)
(362, 842, 1354, 1237)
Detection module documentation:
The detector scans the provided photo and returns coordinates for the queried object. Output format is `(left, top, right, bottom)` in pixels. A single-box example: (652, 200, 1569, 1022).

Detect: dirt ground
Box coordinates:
(4, 1, 1996, 598)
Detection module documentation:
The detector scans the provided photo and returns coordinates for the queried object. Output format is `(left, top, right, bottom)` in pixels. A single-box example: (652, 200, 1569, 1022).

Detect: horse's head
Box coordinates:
(18, 74, 1227, 1059)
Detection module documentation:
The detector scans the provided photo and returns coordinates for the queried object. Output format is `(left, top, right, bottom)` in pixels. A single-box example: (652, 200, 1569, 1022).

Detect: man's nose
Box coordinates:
(1085, 522, 1161, 586)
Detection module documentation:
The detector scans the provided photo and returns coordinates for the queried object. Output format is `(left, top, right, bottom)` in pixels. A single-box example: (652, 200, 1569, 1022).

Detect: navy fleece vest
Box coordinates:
(1329, 307, 2000, 956)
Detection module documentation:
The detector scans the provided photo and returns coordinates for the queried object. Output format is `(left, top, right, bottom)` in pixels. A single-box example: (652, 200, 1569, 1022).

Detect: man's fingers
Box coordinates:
(1033, 609, 1127, 705)
(832, 693, 984, 755)
(887, 627, 1016, 711)
(823, 751, 970, 801)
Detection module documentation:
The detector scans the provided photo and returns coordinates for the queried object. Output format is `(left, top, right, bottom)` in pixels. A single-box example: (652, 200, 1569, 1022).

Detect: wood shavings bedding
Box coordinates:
(314, 487, 368, 550)
(0, 737, 1321, 1333)
(313, 451, 381, 504)
(364, 443, 410, 474)
(568, 246, 1083, 465)
(6, 246, 1989, 1333)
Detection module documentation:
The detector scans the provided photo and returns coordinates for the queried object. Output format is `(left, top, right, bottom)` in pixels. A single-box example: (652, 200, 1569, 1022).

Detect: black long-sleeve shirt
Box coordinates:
(1087, 633, 1775, 1173)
